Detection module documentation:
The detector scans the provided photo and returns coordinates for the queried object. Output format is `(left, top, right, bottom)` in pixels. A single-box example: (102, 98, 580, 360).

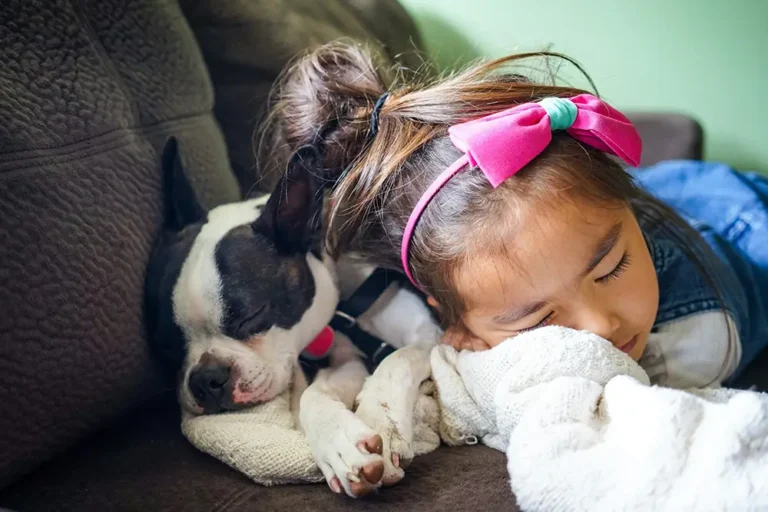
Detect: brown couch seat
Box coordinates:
(0, 394, 514, 512)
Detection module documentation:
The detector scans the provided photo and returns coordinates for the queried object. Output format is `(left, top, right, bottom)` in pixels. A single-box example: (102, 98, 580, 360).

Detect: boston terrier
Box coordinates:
(145, 137, 441, 497)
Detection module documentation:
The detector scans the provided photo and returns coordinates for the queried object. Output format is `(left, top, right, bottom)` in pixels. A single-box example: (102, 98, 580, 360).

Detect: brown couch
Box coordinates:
(1, 1, 765, 511)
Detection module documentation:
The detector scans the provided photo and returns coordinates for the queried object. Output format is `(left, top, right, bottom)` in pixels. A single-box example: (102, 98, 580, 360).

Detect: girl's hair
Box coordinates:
(261, 40, 729, 328)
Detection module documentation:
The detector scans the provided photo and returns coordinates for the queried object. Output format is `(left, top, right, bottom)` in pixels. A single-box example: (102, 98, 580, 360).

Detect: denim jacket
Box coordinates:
(633, 161, 768, 380)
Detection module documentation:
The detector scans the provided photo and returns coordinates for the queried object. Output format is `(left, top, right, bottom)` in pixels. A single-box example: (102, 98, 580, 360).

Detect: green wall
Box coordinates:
(400, 0, 768, 173)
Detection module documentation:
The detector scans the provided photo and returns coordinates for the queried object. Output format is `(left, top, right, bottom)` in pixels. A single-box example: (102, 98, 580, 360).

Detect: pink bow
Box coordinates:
(448, 93, 642, 187)
(401, 93, 643, 288)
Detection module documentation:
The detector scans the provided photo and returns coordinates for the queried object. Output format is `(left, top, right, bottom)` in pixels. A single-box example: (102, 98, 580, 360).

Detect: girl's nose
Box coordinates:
(575, 301, 621, 344)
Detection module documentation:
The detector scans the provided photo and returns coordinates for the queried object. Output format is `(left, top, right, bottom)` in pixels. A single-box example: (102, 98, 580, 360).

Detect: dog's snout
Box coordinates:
(188, 363, 231, 410)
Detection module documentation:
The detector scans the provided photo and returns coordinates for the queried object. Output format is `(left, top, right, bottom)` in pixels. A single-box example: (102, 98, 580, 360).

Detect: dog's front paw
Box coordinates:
(353, 346, 435, 486)
(308, 409, 386, 498)
(355, 397, 414, 486)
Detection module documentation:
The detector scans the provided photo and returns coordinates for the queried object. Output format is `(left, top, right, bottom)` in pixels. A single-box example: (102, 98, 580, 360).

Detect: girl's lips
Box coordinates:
(619, 335, 638, 354)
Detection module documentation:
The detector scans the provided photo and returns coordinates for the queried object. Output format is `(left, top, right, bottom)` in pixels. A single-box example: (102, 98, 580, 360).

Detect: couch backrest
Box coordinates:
(180, 0, 424, 194)
(0, 0, 423, 488)
(0, 0, 240, 487)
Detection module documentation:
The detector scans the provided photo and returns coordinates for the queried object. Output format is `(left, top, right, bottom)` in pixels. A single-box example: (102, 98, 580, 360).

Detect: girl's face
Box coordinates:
(454, 199, 659, 361)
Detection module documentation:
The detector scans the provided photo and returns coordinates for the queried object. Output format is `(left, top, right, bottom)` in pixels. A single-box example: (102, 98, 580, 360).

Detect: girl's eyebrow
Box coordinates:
(492, 221, 624, 325)
(492, 301, 546, 324)
(581, 222, 624, 278)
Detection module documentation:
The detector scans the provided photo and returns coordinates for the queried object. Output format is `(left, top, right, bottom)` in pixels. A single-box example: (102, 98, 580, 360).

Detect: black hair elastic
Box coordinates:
(369, 93, 390, 136)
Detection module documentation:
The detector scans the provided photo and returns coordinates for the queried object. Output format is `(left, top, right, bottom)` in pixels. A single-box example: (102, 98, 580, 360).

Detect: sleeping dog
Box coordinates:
(145, 138, 440, 497)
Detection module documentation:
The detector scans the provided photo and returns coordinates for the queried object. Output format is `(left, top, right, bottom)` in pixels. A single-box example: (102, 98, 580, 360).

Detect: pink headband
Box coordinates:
(400, 93, 643, 288)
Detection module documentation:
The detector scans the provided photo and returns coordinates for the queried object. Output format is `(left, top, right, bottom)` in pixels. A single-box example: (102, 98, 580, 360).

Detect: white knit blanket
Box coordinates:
(182, 325, 768, 510)
(181, 370, 439, 486)
(432, 326, 768, 511)
(182, 391, 325, 485)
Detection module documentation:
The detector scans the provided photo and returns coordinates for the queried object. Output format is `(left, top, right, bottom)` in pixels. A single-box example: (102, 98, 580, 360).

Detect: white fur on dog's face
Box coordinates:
(172, 199, 338, 414)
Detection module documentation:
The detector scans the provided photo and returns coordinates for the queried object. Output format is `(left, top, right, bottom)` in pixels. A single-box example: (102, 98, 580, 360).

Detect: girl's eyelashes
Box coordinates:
(517, 311, 554, 333)
(596, 252, 631, 284)
(509, 251, 631, 334)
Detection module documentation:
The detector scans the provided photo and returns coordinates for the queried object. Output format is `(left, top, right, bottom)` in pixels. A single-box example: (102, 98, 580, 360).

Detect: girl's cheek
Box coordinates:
(471, 336, 494, 351)
(442, 325, 495, 351)
(621, 247, 659, 325)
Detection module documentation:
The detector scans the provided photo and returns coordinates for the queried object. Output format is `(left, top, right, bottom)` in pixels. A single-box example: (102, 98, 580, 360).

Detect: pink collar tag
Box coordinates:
(303, 326, 334, 359)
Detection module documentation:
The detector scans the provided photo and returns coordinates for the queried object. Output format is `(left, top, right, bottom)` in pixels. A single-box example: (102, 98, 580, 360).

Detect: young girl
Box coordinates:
(265, 42, 768, 389)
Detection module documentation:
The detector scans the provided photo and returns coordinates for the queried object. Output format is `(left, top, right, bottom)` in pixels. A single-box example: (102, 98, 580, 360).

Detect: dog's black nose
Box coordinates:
(188, 363, 231, 411)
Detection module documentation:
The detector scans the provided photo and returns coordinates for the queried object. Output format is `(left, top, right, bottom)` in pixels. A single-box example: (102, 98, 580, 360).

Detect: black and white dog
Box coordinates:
(145, 138, 440, 497)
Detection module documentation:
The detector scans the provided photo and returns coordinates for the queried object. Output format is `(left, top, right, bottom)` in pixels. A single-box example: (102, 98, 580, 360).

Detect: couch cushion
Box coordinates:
(0, 0, 240, 487)
(180, 0, 424, 193)
(0, 396, 516, 512)
(3, 357, 765, 512)
(627, 113, 704, 166)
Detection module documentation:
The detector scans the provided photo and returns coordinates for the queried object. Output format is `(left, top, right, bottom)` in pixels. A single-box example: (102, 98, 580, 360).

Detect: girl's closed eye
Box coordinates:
(596, 252, 631, 284)
(516, 252, 631, 333)
(517, 311, 555, 333)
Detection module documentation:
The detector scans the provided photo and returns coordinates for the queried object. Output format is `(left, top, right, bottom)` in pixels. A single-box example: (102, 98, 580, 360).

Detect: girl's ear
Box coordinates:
(427, 296, 441, 310)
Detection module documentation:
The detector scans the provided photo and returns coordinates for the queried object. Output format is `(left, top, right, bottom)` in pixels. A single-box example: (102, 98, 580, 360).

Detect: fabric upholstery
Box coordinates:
(0, 0, 240, 487)
(0, 395, 515, 512)
(180, 0, 424, 193)
(628, 113, 704, 165)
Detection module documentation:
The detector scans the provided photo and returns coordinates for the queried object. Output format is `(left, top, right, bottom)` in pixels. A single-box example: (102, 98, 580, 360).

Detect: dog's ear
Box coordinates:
(161, 136, 207, 231)
(255, 145, 323, 254)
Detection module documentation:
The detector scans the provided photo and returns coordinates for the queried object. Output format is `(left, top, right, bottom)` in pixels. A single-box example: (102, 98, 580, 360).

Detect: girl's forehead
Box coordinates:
(456, 199, 629, 309)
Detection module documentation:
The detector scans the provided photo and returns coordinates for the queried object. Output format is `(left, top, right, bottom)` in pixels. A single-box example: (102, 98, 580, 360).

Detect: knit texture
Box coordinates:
(182, 392, 323, 485)
(182, 325, 768, 508)
(182, 378, 440, 485)
(431, 326, 768, 511)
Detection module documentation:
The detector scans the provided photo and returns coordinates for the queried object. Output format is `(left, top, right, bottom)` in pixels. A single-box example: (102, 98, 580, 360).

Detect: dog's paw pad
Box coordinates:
(361, 460, 384, 484)
(349, 479, 379, 498)
(357, 435, 383, 455)
(346, 462, 383, 498)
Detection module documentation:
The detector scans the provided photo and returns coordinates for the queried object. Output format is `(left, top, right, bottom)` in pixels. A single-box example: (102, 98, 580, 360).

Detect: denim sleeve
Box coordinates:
(634, 160, 768, 377)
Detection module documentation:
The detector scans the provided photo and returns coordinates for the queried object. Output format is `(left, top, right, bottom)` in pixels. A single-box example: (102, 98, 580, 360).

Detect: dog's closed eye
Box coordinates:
(233, 304, 272, 340)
